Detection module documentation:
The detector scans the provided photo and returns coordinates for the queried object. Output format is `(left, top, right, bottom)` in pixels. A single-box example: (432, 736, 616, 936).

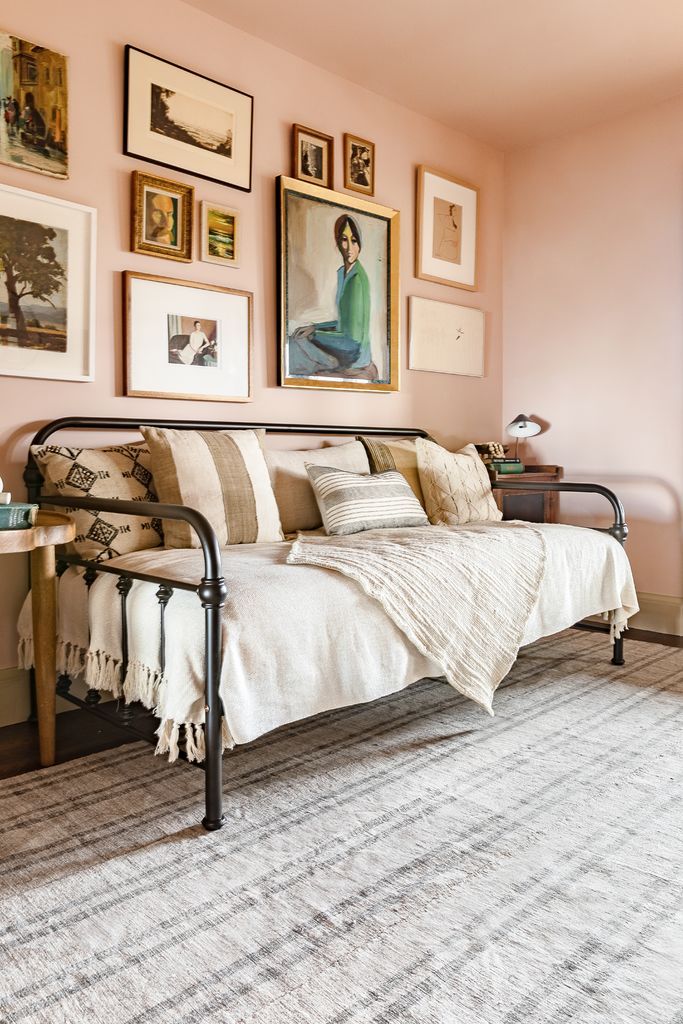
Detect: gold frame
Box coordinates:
(124, 270, 253, 402)
(131, 171, 194, 262)
(278, 176, 400, 393)
(200, 200, 240, 268)
(415, 165, 479, 291)
(292, 124, 334, 189)
(343, 133, 375, 196)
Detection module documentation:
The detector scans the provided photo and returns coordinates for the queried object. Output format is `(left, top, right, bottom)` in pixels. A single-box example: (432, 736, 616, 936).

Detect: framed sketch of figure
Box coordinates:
(416, 166, 479, 291)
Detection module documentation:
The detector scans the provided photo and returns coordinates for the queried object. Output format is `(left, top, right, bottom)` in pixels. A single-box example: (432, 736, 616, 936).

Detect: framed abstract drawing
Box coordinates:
(416, 166, 479, 291)
(0, 30, 68, 179)
(292, 124, 334, 189)
(124, 46, 253, 191)
(124, 271, 252, 402)
(408, 296, 484, 377)
(0, 184, 96, 382)
(343, 133, 375, 196)
(200, 200, 240, 268)
(278, 176, 399, 393)
(131, 171, 194, 262)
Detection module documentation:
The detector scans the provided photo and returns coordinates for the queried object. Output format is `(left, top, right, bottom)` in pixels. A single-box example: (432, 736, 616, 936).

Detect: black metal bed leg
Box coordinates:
(611, 635, 625, 666)
(199, 577, 228, 832)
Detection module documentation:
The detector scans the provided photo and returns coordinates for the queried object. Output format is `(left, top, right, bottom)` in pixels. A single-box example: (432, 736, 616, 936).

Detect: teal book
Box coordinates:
(0, 503, 39, 530)
(491, 461, 526, 474)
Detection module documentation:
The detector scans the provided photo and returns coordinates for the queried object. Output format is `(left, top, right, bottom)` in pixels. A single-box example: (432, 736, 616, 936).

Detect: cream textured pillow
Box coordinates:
(416, 438, 502, 526)
(141, 427, 283, 548)
(266, 440, 370, 534)
(30, 442, 162, 561)
(357, 436, 425, 506)
(306, 464, 428, 536)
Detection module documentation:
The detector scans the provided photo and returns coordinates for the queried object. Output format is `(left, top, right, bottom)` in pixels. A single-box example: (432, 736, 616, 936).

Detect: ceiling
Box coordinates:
(183, 0, 683, 149)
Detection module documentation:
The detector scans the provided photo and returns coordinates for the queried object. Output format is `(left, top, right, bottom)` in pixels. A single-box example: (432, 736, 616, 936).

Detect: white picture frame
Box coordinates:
(408, 296, 484, 377)
(416, 166, 479, 291)
(0, 183, 96, 382)
(124, 271, 252, 402)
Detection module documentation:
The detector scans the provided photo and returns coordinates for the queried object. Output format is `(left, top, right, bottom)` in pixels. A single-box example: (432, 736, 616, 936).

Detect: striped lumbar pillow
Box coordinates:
(140, 427, 283, 548)
(356, 436, 425, 506)
(306, 464, 429, 536)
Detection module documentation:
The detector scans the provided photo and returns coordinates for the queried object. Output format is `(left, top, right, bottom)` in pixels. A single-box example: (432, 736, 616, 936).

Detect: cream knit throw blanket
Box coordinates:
(287, 523, 547, 714)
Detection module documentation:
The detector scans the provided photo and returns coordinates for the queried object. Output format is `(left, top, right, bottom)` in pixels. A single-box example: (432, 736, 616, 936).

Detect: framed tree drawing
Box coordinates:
(278, 176, 399, 393)
(124, 46, 253, 191)
(0, 184, 96, 382)
(416, 166, 479, 291)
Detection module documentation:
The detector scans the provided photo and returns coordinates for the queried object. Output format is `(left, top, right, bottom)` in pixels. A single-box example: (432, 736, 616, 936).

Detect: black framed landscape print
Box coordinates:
(124, 46, 253, 192)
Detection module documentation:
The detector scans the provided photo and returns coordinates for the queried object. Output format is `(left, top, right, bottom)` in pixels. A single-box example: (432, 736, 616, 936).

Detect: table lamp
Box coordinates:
(505, 414, 541, 466)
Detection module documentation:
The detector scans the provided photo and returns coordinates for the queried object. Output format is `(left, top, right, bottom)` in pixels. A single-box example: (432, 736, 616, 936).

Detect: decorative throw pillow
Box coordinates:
(266, 440, 370, 534)
(357, 436, 425, 506)
(141, 427, 283, 548)
(416, 438, 502, 526)
(306, 464, 429, 537)
(30, 442, 163, 561)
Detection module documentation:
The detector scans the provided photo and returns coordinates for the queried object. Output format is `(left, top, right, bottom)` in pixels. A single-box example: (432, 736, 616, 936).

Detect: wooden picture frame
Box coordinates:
(292, 124, 334, 189)
(343, 133, 375, 196)
(124, 271, 252, 402)
(278, 175, 400, 393)
(131, 171, 194, 262)
(416, 165, 479, 291)
(124, 45, 254, 191)
(200, 200, 240, 268)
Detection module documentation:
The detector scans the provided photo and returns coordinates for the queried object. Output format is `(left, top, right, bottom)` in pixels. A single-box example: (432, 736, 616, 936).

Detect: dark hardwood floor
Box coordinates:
(0, 627, 680, 781)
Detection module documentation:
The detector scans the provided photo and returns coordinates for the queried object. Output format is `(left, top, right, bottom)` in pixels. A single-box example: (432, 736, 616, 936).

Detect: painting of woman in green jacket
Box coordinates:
(288, 214, 378, 381)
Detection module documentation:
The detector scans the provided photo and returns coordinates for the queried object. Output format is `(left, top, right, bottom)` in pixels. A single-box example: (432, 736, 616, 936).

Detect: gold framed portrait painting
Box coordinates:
(292, 124, 334, 189)
(200, 200, 240, 268)
(278, 176, 399, 393)
(131, 171, 194, 262)
(416, 165, 479, 291)
(343, 133, 375, 196)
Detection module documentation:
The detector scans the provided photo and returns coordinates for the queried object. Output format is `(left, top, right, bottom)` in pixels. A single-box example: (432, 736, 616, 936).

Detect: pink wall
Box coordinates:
(504, 95, 683, 599)
(0, 0, 504, 669)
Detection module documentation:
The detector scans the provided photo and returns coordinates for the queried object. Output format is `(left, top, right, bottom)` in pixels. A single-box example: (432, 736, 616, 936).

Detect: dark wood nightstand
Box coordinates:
(490, 465, 564, 523)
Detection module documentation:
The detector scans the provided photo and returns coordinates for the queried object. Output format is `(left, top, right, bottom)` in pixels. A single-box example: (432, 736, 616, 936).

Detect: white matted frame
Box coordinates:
(409, 296, 484, 377)
(124, 271, 252, 402)
(0, 184, 96, 382)
(416, 166, 479, 291)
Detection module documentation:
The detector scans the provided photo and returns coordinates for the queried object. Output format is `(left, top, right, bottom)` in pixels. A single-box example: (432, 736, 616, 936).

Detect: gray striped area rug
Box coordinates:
(1, 630, 682, 1023)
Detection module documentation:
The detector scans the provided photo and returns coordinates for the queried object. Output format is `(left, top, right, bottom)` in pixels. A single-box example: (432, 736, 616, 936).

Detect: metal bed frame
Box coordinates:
(24, 417, 629, 832)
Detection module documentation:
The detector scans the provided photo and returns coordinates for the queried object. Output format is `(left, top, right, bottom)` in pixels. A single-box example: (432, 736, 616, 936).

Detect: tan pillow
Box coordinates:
(416, 438, 502, 526)
(357, 436, 425, 506)
(266, 440, 369, 534)
(30, 442, 162, 561)
(141, 427, 283, 548)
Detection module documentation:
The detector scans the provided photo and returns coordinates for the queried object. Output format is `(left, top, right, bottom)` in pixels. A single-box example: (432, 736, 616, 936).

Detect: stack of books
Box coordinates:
(490, 458, 525, 475)
(0, 502, 39, 530)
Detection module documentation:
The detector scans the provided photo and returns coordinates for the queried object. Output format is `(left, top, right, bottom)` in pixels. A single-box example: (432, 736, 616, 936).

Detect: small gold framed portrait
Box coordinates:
(131, 171, 194, 262)
(292, 124, 334, 189)
(200, 200, 240, 268)
(343, 133, 375, 196)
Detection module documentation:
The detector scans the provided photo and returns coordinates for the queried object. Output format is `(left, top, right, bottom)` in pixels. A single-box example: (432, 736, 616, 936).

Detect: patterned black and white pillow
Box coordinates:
(306, 464, 429, 537)
(31, 443, 163, 561)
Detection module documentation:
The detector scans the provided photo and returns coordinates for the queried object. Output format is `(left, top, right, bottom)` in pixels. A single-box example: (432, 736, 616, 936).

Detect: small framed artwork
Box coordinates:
(0, 183, 96, 382)
(343, 133, 375, 196)
(131, 171, 193, 262)
(124, 271, 252, 402)
(416, 166, 479, 291)
(0, 30, 68, 179)
(409, 296, 484, 377)
(124, 45, 254, 191)
(278, 175, 399, 393)
(200, 200, 240, 268)
(292, 124, 334, 189)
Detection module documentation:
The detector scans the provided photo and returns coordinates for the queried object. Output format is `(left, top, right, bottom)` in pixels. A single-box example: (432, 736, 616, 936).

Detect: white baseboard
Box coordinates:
(629, 592, 683, 637)
(0, 668, 92, 728)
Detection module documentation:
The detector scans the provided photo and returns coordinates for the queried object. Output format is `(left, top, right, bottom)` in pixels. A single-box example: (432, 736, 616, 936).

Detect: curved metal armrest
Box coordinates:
(491, 480, 628, 544)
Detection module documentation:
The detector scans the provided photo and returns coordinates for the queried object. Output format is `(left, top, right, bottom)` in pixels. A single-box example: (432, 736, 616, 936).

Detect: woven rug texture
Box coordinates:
(0, 629, 682, 1024)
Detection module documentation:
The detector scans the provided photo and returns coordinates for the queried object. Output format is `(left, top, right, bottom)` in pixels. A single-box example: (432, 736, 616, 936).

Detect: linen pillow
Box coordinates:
(306, 464, 429, 537)
(141, 427, 283, 548)
(357, 436, 425, 506)
(416, 438, 502, 526)
(30, 442, 163, 561)
(266, 440, 370, 534)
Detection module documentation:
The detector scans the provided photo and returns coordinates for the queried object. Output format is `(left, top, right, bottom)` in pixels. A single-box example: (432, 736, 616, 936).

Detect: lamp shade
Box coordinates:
(506, 414, 541, 439)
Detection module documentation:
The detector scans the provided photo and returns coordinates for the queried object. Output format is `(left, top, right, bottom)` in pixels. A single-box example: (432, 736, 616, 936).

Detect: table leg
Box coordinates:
(30, 543, 57, 767)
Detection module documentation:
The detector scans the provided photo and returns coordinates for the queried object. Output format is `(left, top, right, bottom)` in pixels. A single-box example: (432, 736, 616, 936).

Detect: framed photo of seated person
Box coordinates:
(277, 176, 400, 393)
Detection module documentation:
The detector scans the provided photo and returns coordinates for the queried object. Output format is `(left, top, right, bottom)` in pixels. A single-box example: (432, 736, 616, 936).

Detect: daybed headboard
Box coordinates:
(24, 417, 429, 501)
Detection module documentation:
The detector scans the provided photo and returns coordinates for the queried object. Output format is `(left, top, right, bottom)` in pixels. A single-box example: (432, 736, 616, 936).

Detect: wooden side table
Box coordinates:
(0, 511, 75, 767)
(490, 465, 564, 523)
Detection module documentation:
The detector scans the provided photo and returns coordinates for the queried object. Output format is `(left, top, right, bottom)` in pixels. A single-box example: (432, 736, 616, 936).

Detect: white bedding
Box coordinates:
(17, 522, 638, 757)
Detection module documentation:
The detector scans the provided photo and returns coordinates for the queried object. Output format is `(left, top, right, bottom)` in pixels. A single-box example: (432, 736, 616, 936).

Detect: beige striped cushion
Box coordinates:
(357, 436, 425, 507)
(306, 464, 429, 536)
(140, 427, 283, 548)
(416, 438, 502, 526)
